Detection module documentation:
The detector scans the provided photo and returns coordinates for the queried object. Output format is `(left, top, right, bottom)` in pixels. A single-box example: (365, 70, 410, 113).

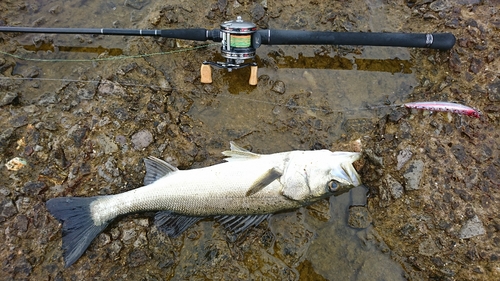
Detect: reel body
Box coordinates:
(201, 16, 260, 85)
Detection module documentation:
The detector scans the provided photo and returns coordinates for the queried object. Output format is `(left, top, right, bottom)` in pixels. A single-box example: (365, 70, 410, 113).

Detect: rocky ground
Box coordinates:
(0, 0, 499, 280)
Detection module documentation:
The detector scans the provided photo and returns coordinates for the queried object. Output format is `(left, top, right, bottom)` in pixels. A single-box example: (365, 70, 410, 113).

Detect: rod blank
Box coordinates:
(0, 26, 456, 50)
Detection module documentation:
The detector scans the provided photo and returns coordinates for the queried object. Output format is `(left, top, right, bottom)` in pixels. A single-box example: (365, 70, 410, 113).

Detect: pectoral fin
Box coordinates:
(246, 168, 282, 196)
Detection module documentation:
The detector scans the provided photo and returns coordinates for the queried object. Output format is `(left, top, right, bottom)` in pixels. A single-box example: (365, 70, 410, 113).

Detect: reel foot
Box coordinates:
(200, 63, 212, 84)
(249, 65, 258, 85)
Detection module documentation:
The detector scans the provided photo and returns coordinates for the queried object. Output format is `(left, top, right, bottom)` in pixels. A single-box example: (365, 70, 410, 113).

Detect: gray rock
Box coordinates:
(403, 160, 424, 191)
(348, 206, 372, 229)
(97, 134, 118, 154)
(0, 92, 18, 106)
(9, 114, 28, 128)
(77, 88, 95, 100)
(38, 92, 59, 105)
(429, 0, 452, 12)
(98, 80, 125, 96)
(125, 0, 150, 10)
(385, 174, 404, 199)
(0, 199, 18, 218)
(396, 148, 412, 170)
(131, 130, 153, 150)
(459, 215, 486, 239)
(122, 228, 137, 244)
(487, 80, 500, 102)
(271, 80, 286, 94)
(418, 238, 439, 256)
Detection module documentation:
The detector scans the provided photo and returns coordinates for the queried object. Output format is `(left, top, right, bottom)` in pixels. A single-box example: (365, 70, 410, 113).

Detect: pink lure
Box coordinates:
(404, 101, 481, 118)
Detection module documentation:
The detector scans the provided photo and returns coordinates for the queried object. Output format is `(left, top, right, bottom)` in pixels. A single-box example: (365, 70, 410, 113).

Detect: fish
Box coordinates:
(46, 142, 362, 267)
(403, 101, 481, 118)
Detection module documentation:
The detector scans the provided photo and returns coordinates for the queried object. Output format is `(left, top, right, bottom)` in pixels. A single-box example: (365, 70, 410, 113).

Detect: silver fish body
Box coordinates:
(46, 142, 362, 267)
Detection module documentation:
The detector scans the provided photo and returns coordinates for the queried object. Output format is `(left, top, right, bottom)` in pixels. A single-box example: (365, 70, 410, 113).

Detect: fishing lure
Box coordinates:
(403, 101, 481, 118)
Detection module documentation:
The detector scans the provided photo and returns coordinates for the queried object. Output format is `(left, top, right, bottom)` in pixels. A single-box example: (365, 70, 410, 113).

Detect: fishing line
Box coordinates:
(0, 43, 220, 63)
(0, 75, 396, 114)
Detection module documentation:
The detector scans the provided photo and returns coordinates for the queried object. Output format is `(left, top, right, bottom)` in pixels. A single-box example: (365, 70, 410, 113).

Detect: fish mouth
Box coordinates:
(329, 152, 362, 187)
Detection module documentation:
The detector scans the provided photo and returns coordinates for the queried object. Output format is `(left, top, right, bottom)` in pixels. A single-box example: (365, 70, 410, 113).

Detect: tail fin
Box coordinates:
(46, 196, 110, 267)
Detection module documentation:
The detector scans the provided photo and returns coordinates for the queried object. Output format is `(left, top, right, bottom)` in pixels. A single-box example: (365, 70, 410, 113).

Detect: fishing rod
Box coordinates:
(0, 16, 456, 85)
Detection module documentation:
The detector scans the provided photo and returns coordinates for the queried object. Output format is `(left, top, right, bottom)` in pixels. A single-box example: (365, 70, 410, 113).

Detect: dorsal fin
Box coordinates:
(143, 156, 178, 185)
(222, 141, 260, 161)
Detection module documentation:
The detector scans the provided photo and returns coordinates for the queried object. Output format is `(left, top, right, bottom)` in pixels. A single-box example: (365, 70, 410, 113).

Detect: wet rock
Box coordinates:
(449, 51, 461, 73)
(363, 149, 383, 167)
(0, 199, 18, 219)
(469, 57, 483, 74)
(484, 164, 499, 185)
(450, 144, 467, 162)
(98, 80, 126, 96)
(48, 5, 62, 14)
(429, 0, 452, 12)
(418, 238, 439, 256)
(77, 88, 95, 100)
(388, 108, 407, 122)
(0, 128, 14, 151)
(113, 107, 130, 121)
(96, 134, 118, 154)
(459, 215, 485, 239)
(125, 0, 150, 10)
(289, 11, 308, 29)
(122, 228, 137, 243)
(131, 130, 153, 150)
(22, 67, 40, 78)
(127, 249, 149, 267)
(38, 92, 59, 105)
(0, 92, 18, 106)
(133, 232, 148, 248)
(396, 148, 412, 170)
(13, 214, 29, 233)
(107, 240, 122, 260)
(12, 256, 33, 278)
(22, 181, 46, 196)
(385, 174, 404, 199)
(487, 80, 500, 102)
(251, 3, 266, 21)
(348, 206, 372, 229)
(217, 0, 227, 13)
(68, 125, 88, 147)
(403, 160, 424, 191)
(9, 115, 28, 128)
(271, 80, 286, 94)
(343, 118, 374, 134)
(53, 146, 69, 168)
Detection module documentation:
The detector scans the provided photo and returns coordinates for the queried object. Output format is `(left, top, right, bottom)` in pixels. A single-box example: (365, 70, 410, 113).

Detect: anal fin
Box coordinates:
(154, 211, 202, 238)
(215, 214, 271, 235)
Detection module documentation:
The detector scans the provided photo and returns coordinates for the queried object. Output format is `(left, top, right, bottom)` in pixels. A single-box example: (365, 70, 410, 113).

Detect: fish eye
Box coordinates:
(327, 180, 339, 192)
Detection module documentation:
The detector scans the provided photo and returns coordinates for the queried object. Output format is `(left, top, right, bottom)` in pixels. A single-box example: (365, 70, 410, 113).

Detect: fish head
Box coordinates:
(282, 150, 362, 202)
(307, 151, 362, 198)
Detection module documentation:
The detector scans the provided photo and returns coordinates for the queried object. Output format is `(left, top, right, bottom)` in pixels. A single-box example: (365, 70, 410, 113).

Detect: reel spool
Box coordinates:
(201, 16, 260, 85)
